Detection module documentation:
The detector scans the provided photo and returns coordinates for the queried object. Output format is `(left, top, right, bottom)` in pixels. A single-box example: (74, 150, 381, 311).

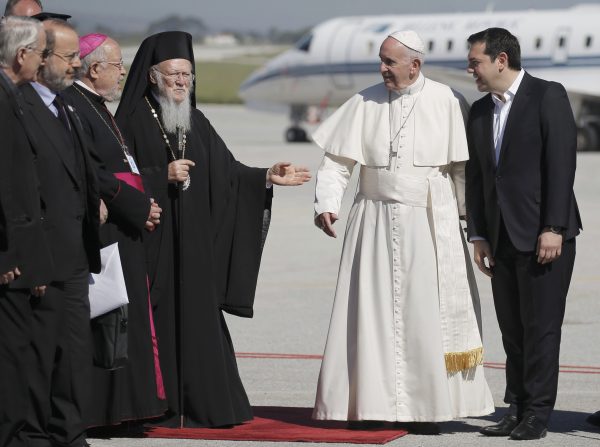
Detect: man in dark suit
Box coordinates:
(0, 15, 53, 447)
(19, 18, 101, 447)
(465, 28, 582, 440)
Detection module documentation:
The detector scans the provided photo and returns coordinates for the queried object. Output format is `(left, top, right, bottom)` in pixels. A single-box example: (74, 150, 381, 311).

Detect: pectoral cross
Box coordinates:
(122, 145, 130, 164)
(177, 132, 185, 158)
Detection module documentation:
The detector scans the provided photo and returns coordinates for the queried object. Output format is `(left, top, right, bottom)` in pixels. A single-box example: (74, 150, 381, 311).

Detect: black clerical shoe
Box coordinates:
(509, 415, 547, 440)
(393, 421, 441, 435)
(479, 414, 519, 436)
(586, 411, 600, 427)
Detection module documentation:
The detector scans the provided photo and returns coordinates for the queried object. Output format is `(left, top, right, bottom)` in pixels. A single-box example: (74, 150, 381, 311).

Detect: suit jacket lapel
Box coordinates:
(497, 72, 532, 168)
(22, 85, 80, 184)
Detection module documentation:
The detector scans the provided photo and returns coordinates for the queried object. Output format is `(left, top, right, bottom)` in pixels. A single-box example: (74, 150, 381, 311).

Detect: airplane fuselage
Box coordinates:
(240, 5, 600, 148)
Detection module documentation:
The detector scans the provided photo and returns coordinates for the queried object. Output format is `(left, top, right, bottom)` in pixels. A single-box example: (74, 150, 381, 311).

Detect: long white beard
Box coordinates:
(156, 86, 192, 134)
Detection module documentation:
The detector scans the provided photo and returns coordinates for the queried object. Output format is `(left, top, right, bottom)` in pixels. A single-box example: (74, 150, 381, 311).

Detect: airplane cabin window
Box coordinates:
(371, 23, 391, 33)
(295, 33, 313, 52)
(428, 40, 434, 52)
(585, 36, 593, 48)
(535, 37, 542, 49)
(447, 40, 453, 51)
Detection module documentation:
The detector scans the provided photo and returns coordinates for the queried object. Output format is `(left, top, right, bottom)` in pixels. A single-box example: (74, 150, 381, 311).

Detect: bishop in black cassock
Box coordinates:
(62, 33, 167, 426)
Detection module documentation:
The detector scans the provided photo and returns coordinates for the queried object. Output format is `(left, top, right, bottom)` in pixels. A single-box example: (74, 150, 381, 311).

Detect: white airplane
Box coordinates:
(239, 4, 600, 150)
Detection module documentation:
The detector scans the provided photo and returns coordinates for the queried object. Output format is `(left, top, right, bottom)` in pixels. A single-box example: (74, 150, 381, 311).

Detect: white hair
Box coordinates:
(78, 43, 107, 79)
(0, 15, 42, 67)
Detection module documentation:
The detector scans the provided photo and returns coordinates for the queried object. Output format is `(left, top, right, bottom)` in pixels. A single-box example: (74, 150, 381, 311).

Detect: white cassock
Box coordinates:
(312, 74, 494, 422)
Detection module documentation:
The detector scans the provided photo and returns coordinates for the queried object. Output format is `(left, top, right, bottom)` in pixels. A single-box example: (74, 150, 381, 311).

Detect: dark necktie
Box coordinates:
(53, 94, 71, 132)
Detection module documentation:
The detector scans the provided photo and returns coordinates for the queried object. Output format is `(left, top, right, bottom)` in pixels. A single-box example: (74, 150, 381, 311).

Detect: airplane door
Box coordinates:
(552, 28, 570, 64)
(326, 21, 360, 89)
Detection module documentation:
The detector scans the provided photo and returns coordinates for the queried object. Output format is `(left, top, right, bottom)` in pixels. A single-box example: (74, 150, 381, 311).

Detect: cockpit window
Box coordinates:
(295, 33, 313, 52)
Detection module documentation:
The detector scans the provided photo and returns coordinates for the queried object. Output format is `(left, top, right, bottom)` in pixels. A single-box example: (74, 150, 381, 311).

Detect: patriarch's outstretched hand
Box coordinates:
(267, 162, 311, 186)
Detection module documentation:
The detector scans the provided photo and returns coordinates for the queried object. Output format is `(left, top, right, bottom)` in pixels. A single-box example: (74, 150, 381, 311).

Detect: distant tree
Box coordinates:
(267, 27, 310, 44)
(147, 15, 208, 40)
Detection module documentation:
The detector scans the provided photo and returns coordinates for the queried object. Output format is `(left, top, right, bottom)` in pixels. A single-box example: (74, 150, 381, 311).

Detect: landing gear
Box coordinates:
(285, 126, 308, 142)
(577, 123, 600, 151)
(285, 105, 310, 143)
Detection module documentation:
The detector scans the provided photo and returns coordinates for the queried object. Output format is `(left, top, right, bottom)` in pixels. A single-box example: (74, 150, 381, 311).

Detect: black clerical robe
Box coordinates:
(0, 72, 53, 447)
(20, 82, 101, 447)
(63, 83, 168, 426)
(116, 95, 272, 428)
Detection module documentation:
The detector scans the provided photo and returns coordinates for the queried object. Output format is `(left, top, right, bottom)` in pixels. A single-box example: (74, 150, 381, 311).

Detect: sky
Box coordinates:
(42, 0, 590, 33)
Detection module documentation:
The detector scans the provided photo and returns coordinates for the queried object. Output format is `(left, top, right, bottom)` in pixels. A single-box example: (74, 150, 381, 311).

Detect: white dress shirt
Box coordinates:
(31, 81, 58, 117)
(491, 68, 525, 164)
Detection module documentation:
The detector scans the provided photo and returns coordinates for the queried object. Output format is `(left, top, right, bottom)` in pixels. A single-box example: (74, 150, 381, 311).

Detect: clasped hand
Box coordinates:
(145, 198, 162, 232)
(0, 267, 20, 285)
(0, 267, 46, 297)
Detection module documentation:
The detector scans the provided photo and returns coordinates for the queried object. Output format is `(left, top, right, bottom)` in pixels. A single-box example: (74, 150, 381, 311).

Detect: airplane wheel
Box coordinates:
(577, 124, 600, 151)
(285, 127, 308, 143)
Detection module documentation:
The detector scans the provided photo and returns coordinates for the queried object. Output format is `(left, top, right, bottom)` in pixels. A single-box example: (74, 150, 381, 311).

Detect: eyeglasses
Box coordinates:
(157, 70, 195, 83)
(100, 60, 124, 70)
(24, 45, 50, 58)
(49, 50, 80, 64)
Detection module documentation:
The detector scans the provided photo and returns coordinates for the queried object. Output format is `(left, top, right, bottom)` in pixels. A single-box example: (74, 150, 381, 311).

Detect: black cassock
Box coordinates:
(117, 94, 272, 428)
(63, 84, 168, 425)
(0, 71, 53, 447)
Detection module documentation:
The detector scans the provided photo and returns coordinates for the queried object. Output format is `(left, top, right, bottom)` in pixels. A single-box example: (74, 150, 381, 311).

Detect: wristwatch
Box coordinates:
(549, 225, 564, 234)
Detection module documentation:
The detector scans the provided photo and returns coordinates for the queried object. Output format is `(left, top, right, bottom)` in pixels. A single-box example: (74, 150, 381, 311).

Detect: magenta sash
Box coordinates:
(114, 172, 144, 193)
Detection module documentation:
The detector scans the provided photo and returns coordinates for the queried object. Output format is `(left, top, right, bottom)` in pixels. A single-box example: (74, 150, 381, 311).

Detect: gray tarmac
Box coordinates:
(89, 104, 600, 447)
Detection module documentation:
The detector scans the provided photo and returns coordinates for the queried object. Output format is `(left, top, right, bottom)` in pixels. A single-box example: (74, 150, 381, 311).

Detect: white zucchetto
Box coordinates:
(388, 30, 426, 54)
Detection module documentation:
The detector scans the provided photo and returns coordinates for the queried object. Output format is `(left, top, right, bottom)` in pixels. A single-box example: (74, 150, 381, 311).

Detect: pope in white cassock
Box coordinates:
(312, 30, 494, 431)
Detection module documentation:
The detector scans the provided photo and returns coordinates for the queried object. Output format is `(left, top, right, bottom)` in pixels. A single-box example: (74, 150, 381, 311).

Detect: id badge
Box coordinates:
(126, 154, 140, 175)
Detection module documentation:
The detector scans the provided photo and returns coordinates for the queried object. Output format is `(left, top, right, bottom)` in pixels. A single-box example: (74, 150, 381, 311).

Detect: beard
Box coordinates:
(155, 76, 192, 134)
(102, 84, 122, 102)
(41, 62, 77, 92)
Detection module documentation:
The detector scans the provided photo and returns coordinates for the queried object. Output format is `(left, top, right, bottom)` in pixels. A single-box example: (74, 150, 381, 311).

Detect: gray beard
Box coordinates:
(103, 86, 122, 103)
(156, 90, 192, 134)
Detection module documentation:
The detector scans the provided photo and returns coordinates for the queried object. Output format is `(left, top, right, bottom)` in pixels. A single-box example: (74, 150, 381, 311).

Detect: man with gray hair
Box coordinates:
(3, 0, 41, 17)
(3, 0, 70, 21)
(62, 33, 167, 426)
(0, 15, 52, 447)
(311, 30, 493, 432)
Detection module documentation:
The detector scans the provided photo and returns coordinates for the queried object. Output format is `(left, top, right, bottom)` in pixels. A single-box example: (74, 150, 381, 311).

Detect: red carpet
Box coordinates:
(145, 406, 408, 444)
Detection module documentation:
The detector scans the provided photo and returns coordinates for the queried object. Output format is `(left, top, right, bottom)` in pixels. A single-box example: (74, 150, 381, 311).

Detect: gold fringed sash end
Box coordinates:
(444, 347, 484, 373)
